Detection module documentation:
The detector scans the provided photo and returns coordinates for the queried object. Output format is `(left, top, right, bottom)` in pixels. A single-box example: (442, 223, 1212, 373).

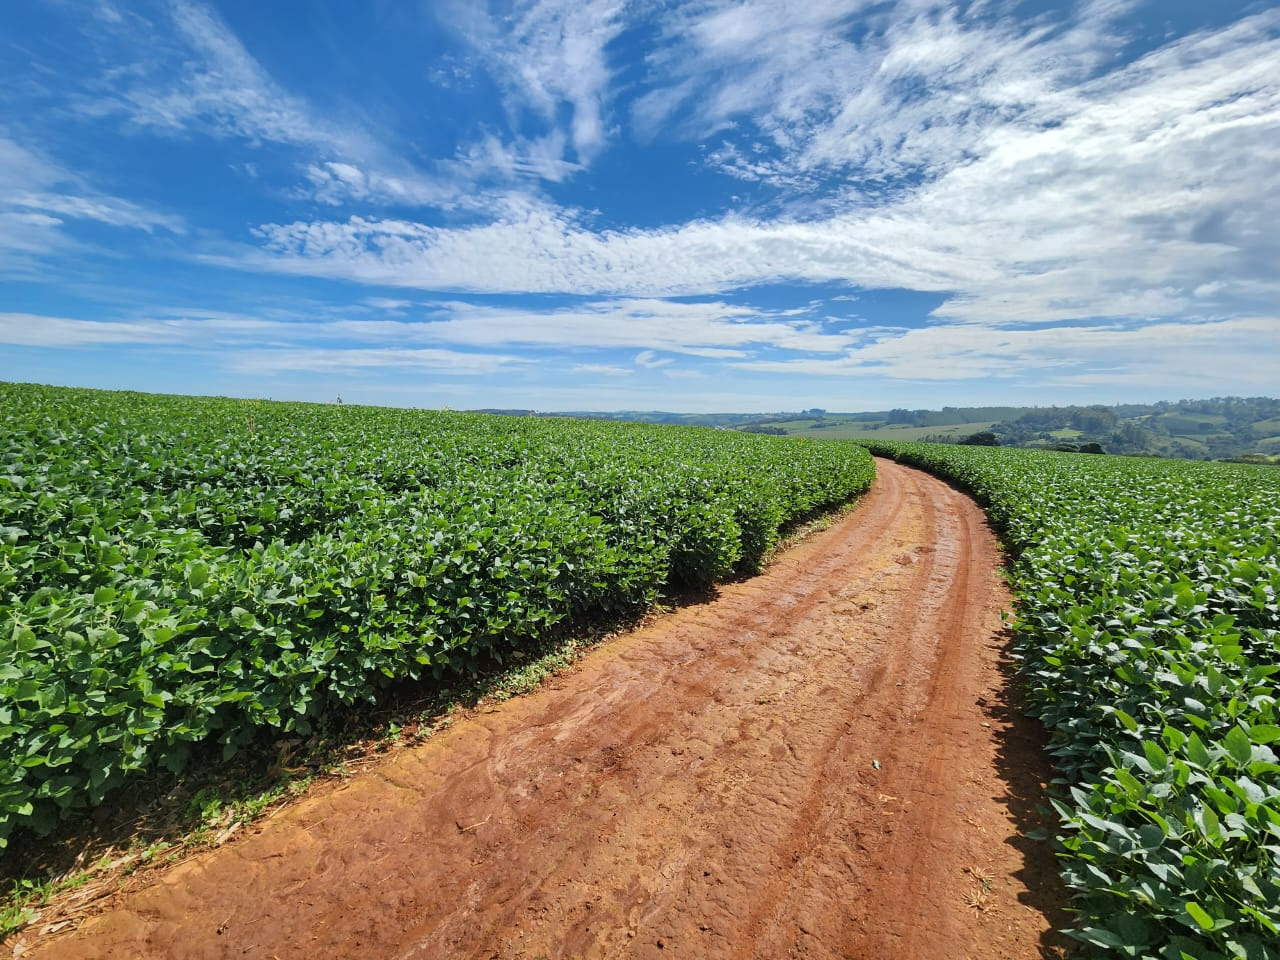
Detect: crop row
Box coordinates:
(0, 383, 875, 846)
(862, 440, 1280, 959)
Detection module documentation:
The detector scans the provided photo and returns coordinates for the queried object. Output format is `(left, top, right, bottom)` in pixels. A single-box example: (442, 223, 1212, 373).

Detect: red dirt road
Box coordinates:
(29, 459, 1066, 960)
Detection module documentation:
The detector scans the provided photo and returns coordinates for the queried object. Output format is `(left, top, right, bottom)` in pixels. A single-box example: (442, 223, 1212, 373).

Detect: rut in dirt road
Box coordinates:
(30, 459, 1066, 960)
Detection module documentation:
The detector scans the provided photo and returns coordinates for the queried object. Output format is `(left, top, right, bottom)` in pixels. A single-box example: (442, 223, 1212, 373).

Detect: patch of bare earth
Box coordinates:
(17, 459, 1070, 959)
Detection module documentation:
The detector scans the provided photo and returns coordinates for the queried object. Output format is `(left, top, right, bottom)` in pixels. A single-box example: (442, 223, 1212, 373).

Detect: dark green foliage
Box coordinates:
(988, 397, 1280, 459)
(862, 440, 1280, 959)
(0, 384, 875, 846)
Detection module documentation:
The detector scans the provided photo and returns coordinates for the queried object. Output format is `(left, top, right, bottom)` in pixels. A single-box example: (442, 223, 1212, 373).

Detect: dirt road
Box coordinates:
(30, 459, 1066, 959)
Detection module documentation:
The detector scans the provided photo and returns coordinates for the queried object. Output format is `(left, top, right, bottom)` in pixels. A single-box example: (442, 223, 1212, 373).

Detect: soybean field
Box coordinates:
(1, 383, 874, 849)
(12, 382, 1280, 960)
(863, 440, 1280, 960)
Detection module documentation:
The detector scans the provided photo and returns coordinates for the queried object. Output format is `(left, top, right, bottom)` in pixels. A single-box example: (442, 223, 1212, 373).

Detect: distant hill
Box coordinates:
(980, 398, 1280, 459)
(500, 398, 1280, 461)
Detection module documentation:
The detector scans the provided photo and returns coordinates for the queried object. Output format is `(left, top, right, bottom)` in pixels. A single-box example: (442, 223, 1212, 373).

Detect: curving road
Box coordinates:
(28, 458, 1066, 960)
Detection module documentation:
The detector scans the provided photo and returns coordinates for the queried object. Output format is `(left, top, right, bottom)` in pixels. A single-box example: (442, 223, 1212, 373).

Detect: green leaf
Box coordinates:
(1186, 732, 1213, 768)
(1184, 901, 1215, 932)
(1248, 723, 1280, 744)
(1136, 823, 1165, 849)
(1072, 927, 1127, 948)
(1223, 726, 1254, 766)
(1110, 913, 1152, 947)
(1143, 740, 1170, 772)
(187, 561, 209, 589)
(1199, 803, 1220, 840)
(1112, 708, 1139, 732)
(1233, 776, 1265, 805)
(12, 628, 43, 653)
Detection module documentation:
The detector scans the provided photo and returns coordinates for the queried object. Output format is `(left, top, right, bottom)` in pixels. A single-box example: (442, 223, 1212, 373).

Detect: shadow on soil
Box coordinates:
(981, 627, 1078, 960)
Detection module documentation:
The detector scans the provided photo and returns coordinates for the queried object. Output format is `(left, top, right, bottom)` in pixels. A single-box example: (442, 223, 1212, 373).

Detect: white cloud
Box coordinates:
(0, 311, 341, 349)
(0, 309, 528, 377)
(411, 298, 852, 355)
(91, 0, 126, 25)
(241, 8, 1280, 328)
(231, 347, 529, 376)
(6, 0, 1276, 406)
(96, 0, 342, 150)
(442, 0, 626, 173)
(730, 316, 1280, 390)
(7, 305, 1272, 402)
(634, 349, 674, 368)
(0, 298, 853, 362)
(0, 134, 183, 270)
(362, 297, 415, 312)
(636, 0, 1135, 188)
(301, 160, 463, 209)
(68, 1, 466, 209)
(572, 363, 633, 376)
(244, 205, 952, 296)
(108, 0, 628, 202)
(14, 192, 184, 233)
(0, 313, 185, 346)
(451, 132, 582, 184)
(0, 213, 65, 265)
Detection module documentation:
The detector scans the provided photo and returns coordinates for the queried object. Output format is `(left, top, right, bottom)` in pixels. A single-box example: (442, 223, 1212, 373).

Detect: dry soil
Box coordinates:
(25, 458, 1068, 960)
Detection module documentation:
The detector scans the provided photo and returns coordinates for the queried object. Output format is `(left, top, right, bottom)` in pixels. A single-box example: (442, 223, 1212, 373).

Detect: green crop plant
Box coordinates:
(0, 383, 874, 848)
(862, 439, 1280, 960)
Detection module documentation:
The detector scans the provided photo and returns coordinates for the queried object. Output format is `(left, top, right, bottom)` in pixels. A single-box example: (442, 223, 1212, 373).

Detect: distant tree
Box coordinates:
(1070, 406, 1118, 435)
(1078, 442, 1106, 454)
(959, 431, 999, 446)
(1110, 422, 1155, 454)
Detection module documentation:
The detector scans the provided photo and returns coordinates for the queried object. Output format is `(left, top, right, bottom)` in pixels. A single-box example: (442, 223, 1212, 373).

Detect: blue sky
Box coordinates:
(1, 0, 1277, 412)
